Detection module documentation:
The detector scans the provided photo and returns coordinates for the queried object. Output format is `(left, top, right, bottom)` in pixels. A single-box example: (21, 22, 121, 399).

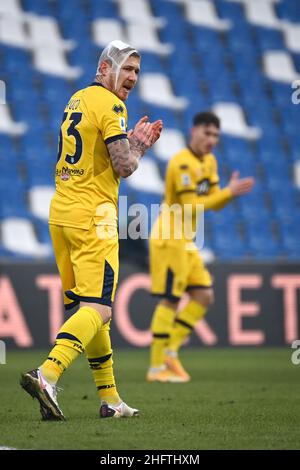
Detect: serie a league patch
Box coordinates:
(181, 173, 191, 186)
(119, 116, 126, 132)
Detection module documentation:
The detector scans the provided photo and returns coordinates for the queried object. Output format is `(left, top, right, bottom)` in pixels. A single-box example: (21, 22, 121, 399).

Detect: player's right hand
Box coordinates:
(149, 119, 163, 146)
(229, 171, 255, 196)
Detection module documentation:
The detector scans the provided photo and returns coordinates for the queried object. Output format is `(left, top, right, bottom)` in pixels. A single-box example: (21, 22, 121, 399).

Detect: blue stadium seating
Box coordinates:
(0, 0, 299, 261)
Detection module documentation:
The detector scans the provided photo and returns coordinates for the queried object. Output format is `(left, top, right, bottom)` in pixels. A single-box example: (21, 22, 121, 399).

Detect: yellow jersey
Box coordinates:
(49, 83, 128, 230)
(151, 147, 233, 243)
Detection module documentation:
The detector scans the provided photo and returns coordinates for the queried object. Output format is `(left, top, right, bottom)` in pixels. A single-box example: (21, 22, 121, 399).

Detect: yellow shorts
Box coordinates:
(49, 221, 119, 309)
(149, 239, 212, 301)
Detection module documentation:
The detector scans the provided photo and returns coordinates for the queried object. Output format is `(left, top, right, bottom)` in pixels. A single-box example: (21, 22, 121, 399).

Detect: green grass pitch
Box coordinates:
(0, 348, 299, 450)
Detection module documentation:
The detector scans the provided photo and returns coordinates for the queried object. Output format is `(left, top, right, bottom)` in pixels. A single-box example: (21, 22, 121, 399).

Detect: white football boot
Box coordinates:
(100, 401, 139, 418)
(20, 368, 65, 421)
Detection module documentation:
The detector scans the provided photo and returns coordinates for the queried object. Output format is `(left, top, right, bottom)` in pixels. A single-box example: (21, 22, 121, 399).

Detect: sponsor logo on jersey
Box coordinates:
(61, 172, 70, 181)
(113, 104, 124, 115)
(196, 178, 210, 195)
(66, 99, 80, 110)
(56, 166, 85, 180)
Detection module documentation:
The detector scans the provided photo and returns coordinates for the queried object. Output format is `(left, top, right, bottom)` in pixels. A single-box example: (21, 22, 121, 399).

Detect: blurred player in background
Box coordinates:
(147, 112, 254, 383)
(20, 40, 162, 419)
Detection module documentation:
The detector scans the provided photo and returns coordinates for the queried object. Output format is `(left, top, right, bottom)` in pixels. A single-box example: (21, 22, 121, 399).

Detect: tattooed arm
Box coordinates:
(107, 138, 140, 178)
(107, 116, 163, 178)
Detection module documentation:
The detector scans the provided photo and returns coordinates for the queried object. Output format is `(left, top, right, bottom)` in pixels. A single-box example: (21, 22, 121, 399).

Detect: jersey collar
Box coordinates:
(187, 145, 204, 162)
(90, 82, 105, 88)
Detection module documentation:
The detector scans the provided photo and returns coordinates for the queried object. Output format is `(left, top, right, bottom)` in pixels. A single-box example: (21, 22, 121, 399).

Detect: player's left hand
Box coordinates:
(128, 116, 163, 149)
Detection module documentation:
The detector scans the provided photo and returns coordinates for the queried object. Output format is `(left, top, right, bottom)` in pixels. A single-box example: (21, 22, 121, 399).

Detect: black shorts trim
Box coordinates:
(186, 284, 213, 291)
(65, 290, 112, 307)
(64, 300, 79, 310)
(153, 333, 170, 339)
(151, 293, 181, 302)
(65, 260, 115, 308)
(105, 134, 127, 145)
(102, 260, 115, 305)
(175, 318, 194, 331)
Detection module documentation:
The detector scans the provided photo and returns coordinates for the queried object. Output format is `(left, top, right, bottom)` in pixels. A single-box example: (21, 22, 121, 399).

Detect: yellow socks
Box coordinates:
(167, 300, 207, 354)
(150, 304, 176, 368)
(85, 321, 120, 405)
(40, 306, 103, 384)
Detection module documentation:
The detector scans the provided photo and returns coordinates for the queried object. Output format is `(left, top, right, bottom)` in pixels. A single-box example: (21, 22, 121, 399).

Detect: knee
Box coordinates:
(80, 301, 112, 324)
(100, 309, 112, 324)
(190, 288, 214, 308)
(160, 298, 179, 310)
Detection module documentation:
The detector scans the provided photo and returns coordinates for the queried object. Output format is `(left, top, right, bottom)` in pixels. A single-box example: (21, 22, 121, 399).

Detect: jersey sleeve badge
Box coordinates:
(181, 173, 191, 186)
(119, 116, 126, 132)
(112, 104, 124, 115)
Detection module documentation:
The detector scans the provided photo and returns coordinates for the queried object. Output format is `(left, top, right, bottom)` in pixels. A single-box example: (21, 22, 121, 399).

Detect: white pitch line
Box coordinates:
(0, 446, 16, 450)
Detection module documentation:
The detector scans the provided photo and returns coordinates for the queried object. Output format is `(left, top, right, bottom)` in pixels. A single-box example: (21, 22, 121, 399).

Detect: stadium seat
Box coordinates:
(182, 0, 231, 31)
(32, 46, 82, 78)
(93, 20, 173, 56)
(115, 0, 165, 27)
(0, 0, 24, 17)
(241, 0, 282, 29)
(0, 15, 29, 49)
(212, 103, 262, 139)
(92, 19, 125, 48)
(281, 21, 300, 53)
(139, 73, 188, 110)
(1, 217, 51, 257)
(127, 23, 173, 56)
(26, 14, 75, 51)
(153, 128, 186, 161)
(263, 50, 300, 83)
(28, 186, 55, 221)
(126, 157, 164, 194)
(0, 104, 27, 135)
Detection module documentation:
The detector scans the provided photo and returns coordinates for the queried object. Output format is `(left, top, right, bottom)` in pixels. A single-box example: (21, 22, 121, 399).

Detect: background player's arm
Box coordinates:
(206, 184, 232, 211)
(178, 187, 233, 212)
(178, 171, 254, 212)
(203, 155, 233, 211)
(107, 116, 162, 178)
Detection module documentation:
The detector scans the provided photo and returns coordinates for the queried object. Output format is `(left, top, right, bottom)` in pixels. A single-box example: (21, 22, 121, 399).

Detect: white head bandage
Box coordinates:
(96, 40, 139, 90)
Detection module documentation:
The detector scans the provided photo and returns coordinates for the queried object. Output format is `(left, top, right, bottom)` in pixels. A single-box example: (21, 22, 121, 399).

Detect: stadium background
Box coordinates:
(1, 0, 300, 452)
(0, 0, 299, 348)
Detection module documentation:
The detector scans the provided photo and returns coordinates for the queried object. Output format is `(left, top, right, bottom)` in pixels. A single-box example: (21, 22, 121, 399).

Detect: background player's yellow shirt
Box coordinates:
(49, 83, 128, 229)
(151, 147, 229, 243)
(164, 147, 220, 206)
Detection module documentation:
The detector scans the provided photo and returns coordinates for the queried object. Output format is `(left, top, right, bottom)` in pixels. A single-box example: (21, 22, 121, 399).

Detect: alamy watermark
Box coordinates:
(291, 340, 300, 365)
(0, 80, 6, 104)
(95, 198, 205, 249)
(291, 80, 300, 104)
(0, 340, 6, 365)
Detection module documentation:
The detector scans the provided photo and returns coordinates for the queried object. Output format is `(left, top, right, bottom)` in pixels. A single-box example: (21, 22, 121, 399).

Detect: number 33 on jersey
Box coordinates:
(49, 83, 128, 230)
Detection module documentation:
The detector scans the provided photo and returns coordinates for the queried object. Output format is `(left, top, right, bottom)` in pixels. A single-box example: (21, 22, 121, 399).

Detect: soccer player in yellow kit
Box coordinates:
(147, 112, 254, 383)
(20, 40, 162, 419)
